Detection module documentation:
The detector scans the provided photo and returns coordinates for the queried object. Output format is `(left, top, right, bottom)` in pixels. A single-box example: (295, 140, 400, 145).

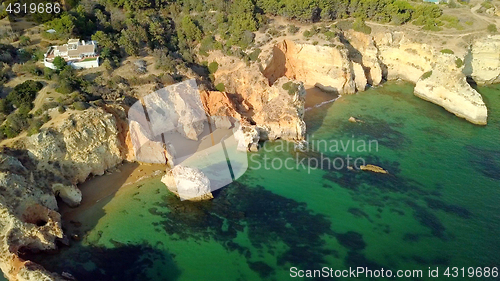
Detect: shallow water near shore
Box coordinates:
(25, 81, 500, 280)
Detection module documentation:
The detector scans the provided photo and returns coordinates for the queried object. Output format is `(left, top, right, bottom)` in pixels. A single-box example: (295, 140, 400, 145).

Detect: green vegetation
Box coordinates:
(208, 62, 219, 74)
(353, 18, 371, 34)
(282, 81, 300, 95)
(487, 24, 498, 34)
(455, 58, 463, 68)
(287, 25, 300, 34)
(440, 15, 463, 30)
(421, 71, 433, 80)
(440, 49, 455, 54)
(481, 1, 493, 9)
(249, 49, 262, 61)
(19, 36, 31, 47)
(7, 80, 43, 110)
(72, 101, 89, 111)
(215, 83, 226, 92)
(53, 56, 66, 70)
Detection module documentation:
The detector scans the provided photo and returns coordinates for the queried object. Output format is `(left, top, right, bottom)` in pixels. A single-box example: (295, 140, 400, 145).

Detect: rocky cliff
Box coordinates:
(414, 54, 488, 125)
(263, 40, 356, 94)
(0, 106, 128, 281)
(209, 30, 493, 127)
(469, 35, 500, 85)
(207, 51, 307, 150)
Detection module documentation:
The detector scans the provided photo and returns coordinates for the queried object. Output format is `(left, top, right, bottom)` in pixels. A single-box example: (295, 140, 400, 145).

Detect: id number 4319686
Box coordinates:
(6, 2, 61, 14)
(444, 267, 497, 278)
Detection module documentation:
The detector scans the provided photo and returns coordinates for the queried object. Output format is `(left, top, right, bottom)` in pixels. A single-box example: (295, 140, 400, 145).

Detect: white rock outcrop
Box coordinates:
(414, 54, 488, 125)
(52, 183, 82, 208)
(161, 165, 213, 201)
(234, 123, 260, 152)
(470, 35, 500, 84)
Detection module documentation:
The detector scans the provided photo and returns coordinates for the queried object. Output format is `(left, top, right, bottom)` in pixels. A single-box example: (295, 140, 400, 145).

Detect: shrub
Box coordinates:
(0, 99, 13, 115)
(287, 25, 299, 34)
(53, 56, 66, 70)
(455, 58, 463, 68)
(208, 62, 219, 74)
(353, 18, 371, 35)
(7, 80, 43, 109)
(249, 48, 261, 61)
(421, 71, 433, 80)
(440, 49, 454, 54)
(215, 83, 225, 92)
(481, 1, 493, 9)
(282, 81, 299, 95)
(72, 101, 89, 110)
(58, 105, 65, 113)
(27, 118, 44, 136)
(19, 36, 31, 47)
(487, 24, 497, 33)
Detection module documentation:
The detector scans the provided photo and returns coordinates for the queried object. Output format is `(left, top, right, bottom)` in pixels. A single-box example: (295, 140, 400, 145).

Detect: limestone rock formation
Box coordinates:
(234, 123, 260, 152)
(128, 80, 207, 165)
(374, 32, 434, 83)
(345, 31, 383, 86)
(206, 52, 307, 149)
(0, 106, 130, 280)
(51, 184, 82, 208)
(161, 165, 213, 201)
(253, 77, 307, 141)
(0, 154, 65, 281)
(469, 35, 500, 84)
(414, 54, 488, 125)
(23, 108, 123, 184)
(263, 40, 356, 94)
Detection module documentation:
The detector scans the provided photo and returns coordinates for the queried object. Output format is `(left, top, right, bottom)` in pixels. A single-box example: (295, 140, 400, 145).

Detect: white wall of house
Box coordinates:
(44, 60, 57, 70)
(70, 59, 99, 69)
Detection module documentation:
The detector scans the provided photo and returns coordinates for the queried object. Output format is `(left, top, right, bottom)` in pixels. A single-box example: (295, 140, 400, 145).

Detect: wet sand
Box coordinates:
(61, 162, 166, 223)
(305, 85, 339, 109)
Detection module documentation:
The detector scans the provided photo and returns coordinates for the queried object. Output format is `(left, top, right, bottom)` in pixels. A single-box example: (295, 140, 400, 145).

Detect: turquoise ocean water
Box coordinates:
(24, 82, 500, 280)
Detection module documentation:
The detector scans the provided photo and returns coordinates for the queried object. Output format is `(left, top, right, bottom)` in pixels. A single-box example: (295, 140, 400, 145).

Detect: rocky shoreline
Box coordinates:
(0, 31, 499, 280)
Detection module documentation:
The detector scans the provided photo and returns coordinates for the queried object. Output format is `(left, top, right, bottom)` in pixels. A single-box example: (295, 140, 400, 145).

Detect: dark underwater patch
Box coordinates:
(466, 146, 500, 181)
(337, 115, 410, 149)
(335, 231, 366, 251)
(348, 208, 373, 222)
(150, 182, 334, 272)
(248, 261, 274, 278)
(21, 243, 180, 281)
(424, 198, 472, 219)
(406, 201, 446, 240)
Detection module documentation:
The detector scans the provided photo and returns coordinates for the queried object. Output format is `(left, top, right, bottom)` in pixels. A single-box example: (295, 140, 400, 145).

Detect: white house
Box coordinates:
(44, 39, 99, 69)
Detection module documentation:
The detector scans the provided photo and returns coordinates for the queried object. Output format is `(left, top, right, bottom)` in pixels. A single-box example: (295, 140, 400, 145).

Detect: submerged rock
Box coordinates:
(360, 164, 389, 174)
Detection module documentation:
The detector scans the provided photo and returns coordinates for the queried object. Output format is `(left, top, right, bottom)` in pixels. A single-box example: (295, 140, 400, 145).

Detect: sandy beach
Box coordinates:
(60, 162, 167, 228)
(305, 85, 339, 109)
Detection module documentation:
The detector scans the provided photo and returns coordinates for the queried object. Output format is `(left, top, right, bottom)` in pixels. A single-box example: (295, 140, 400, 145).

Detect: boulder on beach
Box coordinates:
(161, 165, 214, 201)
